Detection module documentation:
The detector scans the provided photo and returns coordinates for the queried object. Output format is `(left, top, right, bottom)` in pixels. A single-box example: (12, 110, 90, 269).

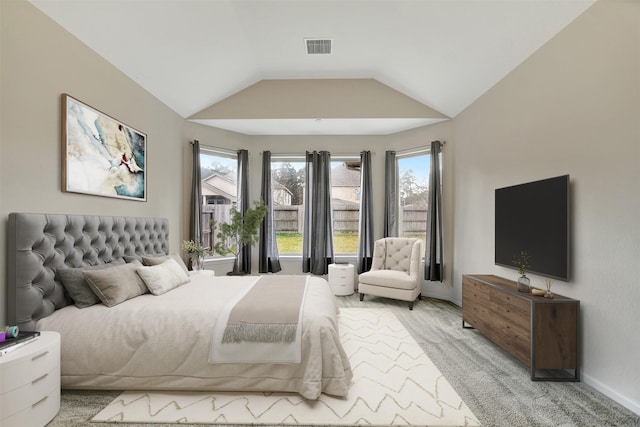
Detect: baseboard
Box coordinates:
(581, 372, 640, 416)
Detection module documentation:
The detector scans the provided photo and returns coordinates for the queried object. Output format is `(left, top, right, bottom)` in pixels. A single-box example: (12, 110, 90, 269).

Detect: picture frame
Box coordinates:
(62, 94, 147, 201)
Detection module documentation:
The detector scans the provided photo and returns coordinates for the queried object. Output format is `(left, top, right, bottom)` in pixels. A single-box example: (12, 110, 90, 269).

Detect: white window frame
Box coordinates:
(396, 147, 430, 245)
(269, 153, 362, 257)
(199, 145, 237, 260)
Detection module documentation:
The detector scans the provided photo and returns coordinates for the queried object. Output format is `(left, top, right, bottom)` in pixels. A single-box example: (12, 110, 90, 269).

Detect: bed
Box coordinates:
(7, 213, 352, 400)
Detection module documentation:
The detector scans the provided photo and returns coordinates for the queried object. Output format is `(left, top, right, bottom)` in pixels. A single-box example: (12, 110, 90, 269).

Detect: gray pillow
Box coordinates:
(57, 259, 126, 308)
(122, 255, 142, 263)
(84, 260, 148, 307)
(142, 254, 189, 275)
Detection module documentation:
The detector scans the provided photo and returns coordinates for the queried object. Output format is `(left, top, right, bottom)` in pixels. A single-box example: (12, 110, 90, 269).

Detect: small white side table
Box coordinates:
(0, 331, 61, 427)
(328, 263, 355, 296)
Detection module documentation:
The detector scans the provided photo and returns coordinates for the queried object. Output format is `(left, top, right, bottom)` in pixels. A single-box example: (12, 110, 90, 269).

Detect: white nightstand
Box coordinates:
(1, 331, 61, 427)
(328, 263, 355, 296)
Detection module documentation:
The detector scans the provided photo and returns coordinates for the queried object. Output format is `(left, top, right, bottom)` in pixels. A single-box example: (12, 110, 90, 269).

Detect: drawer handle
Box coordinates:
(32, 373, 49, 384)
(32, 350, 49, 361)
(33, 396, 48, 408)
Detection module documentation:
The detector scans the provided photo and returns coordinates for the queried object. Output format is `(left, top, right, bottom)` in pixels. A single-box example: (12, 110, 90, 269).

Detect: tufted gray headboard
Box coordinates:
(7, 213, 170, 331)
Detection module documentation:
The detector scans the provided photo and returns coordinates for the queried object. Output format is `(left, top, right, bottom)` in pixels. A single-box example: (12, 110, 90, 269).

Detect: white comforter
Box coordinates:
(36, 273, 352, 399)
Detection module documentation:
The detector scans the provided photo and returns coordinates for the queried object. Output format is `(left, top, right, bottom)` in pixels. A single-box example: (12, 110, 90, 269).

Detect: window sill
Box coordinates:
(204, 256, 235, 264)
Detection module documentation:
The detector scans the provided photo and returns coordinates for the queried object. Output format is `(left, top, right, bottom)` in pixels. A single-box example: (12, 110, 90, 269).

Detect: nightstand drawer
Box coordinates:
(1, 365, 60, 419)
(1, 387, 60, 427)
(0, 332, 61, 427)
(1, 343, 59, 393)
(330, 276, 353, 285)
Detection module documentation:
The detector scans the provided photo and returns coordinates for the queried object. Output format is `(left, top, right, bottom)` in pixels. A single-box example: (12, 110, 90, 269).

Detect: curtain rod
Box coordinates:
(395, 140, 445, 158)
(191, 140, 244, 157)
(261, 151, 376, 159)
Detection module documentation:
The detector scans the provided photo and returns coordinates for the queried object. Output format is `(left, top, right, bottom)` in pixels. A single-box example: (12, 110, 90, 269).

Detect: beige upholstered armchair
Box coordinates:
(358, 237, 423, 310)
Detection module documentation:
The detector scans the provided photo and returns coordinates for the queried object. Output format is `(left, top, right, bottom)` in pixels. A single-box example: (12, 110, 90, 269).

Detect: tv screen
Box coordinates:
(495, 175, 569, 281)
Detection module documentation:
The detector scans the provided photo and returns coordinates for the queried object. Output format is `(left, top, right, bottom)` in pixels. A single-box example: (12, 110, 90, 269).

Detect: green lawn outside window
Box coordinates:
(276, 232, 359, 255)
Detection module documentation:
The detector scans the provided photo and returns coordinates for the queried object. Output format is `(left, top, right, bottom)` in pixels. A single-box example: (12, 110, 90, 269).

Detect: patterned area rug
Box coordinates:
(92, 308, 480, 426)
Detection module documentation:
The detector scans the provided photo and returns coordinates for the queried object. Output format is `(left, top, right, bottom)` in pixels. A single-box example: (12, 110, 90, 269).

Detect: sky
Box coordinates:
(398, 154, 430, 185)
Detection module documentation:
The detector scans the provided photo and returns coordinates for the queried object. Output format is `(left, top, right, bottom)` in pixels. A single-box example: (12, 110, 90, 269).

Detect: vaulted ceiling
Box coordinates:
(30, 0, 595, 135)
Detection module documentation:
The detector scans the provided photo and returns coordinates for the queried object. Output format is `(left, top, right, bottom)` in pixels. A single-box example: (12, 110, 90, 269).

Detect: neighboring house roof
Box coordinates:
(331, 163, 360, 187)
(202, 173, 237, 202)
(202, 171, 236, 183)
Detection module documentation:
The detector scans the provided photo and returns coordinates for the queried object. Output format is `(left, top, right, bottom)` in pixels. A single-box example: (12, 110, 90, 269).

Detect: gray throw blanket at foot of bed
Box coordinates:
(222, 275, 308, 343)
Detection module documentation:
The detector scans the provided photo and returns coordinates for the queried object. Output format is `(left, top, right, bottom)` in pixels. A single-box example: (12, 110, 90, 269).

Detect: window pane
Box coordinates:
(398, 154, 429, 247)
(200, 151, 237, 254)
(331, 160, 361, 254)
(272, 161, 306, 255)
(271, 158, 362, 256)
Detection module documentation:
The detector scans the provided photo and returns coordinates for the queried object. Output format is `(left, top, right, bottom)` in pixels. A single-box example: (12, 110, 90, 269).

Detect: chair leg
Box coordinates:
(408, 293, 421, 310)
(359, 293, 365, 301)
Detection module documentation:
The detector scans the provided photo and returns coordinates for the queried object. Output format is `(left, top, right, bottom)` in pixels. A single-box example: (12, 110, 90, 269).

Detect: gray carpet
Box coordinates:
(49, 295, 640, 427)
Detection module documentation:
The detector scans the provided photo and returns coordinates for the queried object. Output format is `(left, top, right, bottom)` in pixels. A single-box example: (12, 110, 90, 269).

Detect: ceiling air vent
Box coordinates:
(305, 38, 332, 55)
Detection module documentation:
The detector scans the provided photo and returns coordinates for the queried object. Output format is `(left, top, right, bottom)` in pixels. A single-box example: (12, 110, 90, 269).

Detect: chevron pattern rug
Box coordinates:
(92, 308, 480, 426)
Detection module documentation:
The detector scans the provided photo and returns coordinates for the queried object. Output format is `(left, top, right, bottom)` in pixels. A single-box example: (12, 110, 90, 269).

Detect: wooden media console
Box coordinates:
(462, 274, 579, 381)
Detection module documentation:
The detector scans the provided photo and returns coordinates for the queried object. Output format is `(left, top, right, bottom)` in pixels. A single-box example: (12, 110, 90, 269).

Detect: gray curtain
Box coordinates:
(237, 149, 251, 274)
(357, 151, 374, 274)
(302, 151, 334, 275)
(259, 151, 282, 273)
(189, 140, 202, 251)
(425, 141, 444, 281)
(384, 150, 398, 237)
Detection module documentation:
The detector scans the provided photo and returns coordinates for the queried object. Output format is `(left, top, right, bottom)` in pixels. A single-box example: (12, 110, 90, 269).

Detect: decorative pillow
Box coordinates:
(56, 259, 126, 308)
(142, 254, 189, 275)
(137, 258, 191, 295)
(84, 260, 148, 307)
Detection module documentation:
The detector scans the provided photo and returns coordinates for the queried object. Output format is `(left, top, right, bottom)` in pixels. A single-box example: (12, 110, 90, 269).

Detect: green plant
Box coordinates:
(512, 250, 531, 276)
(211, 200, 268, 274)
(181, 240, 209, 257)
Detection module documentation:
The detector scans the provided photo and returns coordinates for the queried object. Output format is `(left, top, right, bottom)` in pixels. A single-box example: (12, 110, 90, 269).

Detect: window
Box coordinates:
(199, 148, 237, 255)
(331, 160, 361, 254)
(270, 156, 362, 255)
(271, 160, 306, 255)
(397, 152, 429, 247)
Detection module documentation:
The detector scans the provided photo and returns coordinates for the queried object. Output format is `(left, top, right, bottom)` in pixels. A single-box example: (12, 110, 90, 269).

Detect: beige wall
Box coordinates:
(0, 1, 186, 324)
(452, 0, 639, 412)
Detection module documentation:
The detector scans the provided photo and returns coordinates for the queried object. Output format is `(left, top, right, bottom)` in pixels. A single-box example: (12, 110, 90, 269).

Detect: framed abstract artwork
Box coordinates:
(62, 94, 147, 201)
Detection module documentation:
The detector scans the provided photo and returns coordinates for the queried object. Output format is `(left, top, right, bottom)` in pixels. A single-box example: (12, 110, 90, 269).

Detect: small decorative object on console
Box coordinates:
(544, 279, 554, 299)
(512, 250, 532, 292)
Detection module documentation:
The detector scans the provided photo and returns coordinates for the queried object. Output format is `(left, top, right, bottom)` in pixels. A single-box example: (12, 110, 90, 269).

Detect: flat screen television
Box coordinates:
(495, 175, 570, 281)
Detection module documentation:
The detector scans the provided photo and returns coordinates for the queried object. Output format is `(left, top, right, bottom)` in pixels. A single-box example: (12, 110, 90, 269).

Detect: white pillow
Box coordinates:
(137, 258, 190, 295)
